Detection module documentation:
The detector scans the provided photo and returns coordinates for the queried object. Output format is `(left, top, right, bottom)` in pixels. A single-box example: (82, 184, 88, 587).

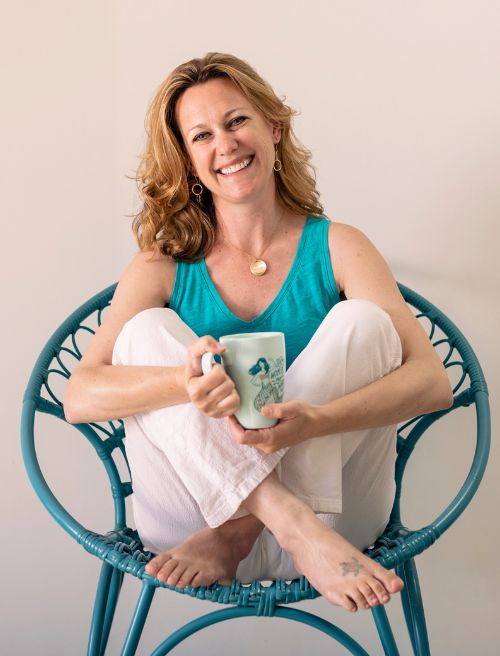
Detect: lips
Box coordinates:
(217, 155, 254, 176)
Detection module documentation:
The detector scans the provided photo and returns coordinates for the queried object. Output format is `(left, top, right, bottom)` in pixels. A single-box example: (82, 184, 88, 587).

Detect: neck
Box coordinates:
(215, 204, 285, 254)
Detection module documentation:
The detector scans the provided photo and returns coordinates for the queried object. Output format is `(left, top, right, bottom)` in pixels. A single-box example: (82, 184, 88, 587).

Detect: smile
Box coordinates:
(217, 155, 254, 176)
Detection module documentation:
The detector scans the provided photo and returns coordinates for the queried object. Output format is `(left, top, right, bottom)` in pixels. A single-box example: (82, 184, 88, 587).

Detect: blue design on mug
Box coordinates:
(248, 356, 285, 411)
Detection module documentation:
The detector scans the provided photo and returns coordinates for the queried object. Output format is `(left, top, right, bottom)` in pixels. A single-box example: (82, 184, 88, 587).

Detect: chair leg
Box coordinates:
(87, 562, 114, 656)
(371, 604, 400, 656)
(98, 569, 125, 655)
(396, 559, 431, 656)
(120, 580, 156, 656)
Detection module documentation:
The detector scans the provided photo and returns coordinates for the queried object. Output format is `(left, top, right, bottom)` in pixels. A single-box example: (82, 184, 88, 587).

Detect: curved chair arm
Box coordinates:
(21, 398, 88, 542)
(21, 282, 130, 544)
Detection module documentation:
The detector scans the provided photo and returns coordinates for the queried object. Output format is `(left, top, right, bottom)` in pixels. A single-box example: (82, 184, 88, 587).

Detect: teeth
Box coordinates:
(219, 157, 252, 175)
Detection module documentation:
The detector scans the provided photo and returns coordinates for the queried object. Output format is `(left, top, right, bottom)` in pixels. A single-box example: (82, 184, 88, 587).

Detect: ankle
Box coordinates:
(216, 515, 264, 547)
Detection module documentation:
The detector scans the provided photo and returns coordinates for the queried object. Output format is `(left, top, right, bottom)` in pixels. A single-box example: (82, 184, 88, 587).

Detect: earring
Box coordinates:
(273, 145, 282, 172)
(191, 178, 203, 203)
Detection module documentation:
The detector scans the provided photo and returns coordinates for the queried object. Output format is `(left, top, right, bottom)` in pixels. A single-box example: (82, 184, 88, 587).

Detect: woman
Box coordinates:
(64, 52, 453, 613)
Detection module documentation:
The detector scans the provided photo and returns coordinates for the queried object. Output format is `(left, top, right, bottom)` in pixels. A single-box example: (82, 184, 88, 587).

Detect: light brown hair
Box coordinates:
(132, 52, 324, 260)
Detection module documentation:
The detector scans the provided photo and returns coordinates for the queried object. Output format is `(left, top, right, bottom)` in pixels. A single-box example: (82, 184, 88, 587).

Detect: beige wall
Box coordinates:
(3, 1, 499, 653)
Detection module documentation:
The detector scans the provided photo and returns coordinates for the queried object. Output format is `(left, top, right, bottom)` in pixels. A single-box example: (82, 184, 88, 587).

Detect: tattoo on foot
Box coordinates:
(340, 557, 363, 577)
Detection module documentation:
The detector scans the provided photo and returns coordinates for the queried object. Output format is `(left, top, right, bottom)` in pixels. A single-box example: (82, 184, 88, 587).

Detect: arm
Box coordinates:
(229, 223, 453, 452)
(64, 250, 239, 425)
(314, 222, 453, 434)
(63, 250, 188, 424)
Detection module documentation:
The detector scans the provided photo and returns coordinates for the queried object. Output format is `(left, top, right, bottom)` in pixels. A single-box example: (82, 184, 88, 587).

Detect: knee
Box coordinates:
(331, 299, 402, 366)
(333, 298, 393, 333)
(123, 307, 179, 338)
(112, 308, 192, 366)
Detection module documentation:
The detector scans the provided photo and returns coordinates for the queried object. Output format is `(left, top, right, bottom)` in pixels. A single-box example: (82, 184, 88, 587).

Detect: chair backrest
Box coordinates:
(21, 283, 490, 549)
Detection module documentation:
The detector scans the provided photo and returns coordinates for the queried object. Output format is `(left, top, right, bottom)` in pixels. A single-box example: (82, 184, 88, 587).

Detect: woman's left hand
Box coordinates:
(226, 400, 321, 453)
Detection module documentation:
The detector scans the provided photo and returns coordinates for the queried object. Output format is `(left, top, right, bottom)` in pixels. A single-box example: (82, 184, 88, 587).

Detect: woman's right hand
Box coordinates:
(184, 335, 240, 418)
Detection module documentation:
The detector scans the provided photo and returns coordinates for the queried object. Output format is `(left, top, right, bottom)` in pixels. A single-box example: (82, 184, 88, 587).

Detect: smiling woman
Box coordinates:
(63, 52, 452, 614)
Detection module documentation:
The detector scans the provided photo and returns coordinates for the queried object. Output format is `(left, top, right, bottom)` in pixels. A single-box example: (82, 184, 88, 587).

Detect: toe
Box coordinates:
(359, 582, 379, 607)
(368, 578, 391, 605)
(145, 552, 172, 576)
(348, 587, 369, 611)
(177, 566, 198, 589)
(166, 563, 186, 587)
(374, 566, 403, 594)
(156, 558, 178, 583)
(327, 590, 357, 613)
(388, 574, 404, 593)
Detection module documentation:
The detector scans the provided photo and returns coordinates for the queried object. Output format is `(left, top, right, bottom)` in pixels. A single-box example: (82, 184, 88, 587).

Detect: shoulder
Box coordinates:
(327, 221, 384, 294)
(123, 249, 176, 306)
(75, 249, 175, 368)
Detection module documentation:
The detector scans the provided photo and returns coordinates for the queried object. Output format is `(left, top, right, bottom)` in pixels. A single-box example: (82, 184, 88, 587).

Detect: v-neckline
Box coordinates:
(200, 216, 313, 325)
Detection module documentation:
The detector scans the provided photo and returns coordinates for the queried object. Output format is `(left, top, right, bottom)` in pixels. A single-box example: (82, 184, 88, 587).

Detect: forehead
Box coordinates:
(175, 77, 254, 133)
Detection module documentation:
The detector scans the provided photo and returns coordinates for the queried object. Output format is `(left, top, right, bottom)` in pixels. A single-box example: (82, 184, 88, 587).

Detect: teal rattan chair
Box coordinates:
(21, 283, 490, 655)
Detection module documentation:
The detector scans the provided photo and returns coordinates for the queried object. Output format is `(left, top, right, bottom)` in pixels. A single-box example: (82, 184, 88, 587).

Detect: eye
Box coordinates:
(193, 131, 209, 143)
(230, 116, 247, 127)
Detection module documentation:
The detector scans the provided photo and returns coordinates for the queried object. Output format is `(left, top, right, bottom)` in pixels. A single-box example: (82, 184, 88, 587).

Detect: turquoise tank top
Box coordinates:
(168, 216, 341, 368)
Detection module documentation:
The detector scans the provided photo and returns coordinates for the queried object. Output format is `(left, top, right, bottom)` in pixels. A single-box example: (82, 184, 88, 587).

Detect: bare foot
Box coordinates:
(242, 472, 403, 614)
(286, 518, 404, 613)
(144, 514, 263, 588)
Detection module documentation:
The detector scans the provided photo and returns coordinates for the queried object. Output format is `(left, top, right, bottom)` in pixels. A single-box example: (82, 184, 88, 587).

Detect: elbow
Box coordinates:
(430, 368, 454, 412)
(63, 376, 87, 424)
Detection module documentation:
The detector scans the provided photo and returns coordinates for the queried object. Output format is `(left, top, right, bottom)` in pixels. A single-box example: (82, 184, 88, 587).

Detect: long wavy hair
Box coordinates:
(132, 52, 324, 261)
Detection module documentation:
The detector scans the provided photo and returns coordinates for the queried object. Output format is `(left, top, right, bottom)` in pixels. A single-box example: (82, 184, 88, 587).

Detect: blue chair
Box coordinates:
(21, 283, 490, 655)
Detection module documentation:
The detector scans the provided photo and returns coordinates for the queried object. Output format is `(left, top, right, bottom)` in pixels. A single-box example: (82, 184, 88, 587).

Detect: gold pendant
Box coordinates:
(250, 259, 267, 276)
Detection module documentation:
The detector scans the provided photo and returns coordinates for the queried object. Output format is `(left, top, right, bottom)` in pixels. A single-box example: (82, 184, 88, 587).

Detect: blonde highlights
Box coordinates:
(132, 52, 324, 260)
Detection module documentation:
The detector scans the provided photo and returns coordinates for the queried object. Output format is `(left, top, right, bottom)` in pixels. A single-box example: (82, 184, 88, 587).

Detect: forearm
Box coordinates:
(314, 359, 453, 437)
(64, 364, 189, 424)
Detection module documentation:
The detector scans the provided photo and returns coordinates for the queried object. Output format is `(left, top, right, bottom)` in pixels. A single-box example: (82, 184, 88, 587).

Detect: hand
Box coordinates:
(184, 335, 240, 418)
(227, 400, 320, 453)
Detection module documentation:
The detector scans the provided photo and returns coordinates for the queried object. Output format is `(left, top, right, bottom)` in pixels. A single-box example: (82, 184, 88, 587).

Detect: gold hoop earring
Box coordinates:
(191, 179, 203, 203)
(273, 146, 282, 172)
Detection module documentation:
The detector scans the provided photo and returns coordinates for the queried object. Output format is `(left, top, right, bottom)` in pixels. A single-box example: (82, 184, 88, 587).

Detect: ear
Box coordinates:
(272, 125, 282, 145)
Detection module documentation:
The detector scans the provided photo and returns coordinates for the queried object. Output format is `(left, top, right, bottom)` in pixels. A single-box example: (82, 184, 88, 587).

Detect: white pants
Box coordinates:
(112, 299, 402, 582)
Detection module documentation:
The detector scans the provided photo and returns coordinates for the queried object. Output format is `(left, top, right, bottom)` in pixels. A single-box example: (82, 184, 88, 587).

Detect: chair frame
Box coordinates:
(21, 283, 491, 655)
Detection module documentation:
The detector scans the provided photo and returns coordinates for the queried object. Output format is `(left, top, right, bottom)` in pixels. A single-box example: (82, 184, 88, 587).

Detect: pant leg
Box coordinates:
(112, 308, 285, 538)
(277, 298, 402, 515)
(237, 300, 402, 581)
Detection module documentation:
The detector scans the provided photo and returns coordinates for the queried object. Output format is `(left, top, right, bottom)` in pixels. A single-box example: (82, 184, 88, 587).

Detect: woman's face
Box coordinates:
(175, 77, 280, 206)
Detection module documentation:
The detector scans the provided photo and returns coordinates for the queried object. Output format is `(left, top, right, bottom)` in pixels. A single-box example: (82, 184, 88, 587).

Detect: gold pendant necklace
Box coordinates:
(219, 209, 284, 276)
(249, 259, 267, 276)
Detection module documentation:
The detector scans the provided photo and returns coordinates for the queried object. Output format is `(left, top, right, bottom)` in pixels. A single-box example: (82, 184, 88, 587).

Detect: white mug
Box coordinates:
(201, 332, 286, 429)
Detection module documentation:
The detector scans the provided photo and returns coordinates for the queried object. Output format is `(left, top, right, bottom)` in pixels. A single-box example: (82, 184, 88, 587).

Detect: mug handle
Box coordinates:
(201, 351, 225, 375)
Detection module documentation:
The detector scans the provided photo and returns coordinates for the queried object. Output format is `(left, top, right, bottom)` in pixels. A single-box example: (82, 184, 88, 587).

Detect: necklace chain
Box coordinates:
(218, 209, 285, 276)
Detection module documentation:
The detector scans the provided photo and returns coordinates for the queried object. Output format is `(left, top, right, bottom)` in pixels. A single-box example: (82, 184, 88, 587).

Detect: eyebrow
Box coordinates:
(187, 107, 248, 134)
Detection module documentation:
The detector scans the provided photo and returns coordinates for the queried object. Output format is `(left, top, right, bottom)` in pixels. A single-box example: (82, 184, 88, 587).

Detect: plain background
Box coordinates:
(2, 1, 499, 654)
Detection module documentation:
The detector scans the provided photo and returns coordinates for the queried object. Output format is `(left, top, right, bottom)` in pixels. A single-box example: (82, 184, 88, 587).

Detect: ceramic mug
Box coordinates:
(201, 332, 286, 429)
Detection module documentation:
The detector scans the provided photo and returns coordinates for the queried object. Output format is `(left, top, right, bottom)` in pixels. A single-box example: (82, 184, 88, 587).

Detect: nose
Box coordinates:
(215, 131, 238, 157)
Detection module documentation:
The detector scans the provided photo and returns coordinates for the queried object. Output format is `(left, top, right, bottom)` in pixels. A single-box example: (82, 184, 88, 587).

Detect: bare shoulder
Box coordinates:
(327, 221, 399, 302)
(77, 249, 176, 368)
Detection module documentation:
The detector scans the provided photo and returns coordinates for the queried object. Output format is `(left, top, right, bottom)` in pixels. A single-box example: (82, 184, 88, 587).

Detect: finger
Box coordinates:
(188, 365, 228, 402)
(204, 376, 237, 406)
(238, 428, 268, 446)
(261, 401, 295, 420)
(212, 390, 241, 416)
(187, 337, 226, 376)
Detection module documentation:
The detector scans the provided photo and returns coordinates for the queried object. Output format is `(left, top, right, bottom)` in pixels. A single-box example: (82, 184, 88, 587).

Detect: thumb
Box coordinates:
(261, 402, 290, 419)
